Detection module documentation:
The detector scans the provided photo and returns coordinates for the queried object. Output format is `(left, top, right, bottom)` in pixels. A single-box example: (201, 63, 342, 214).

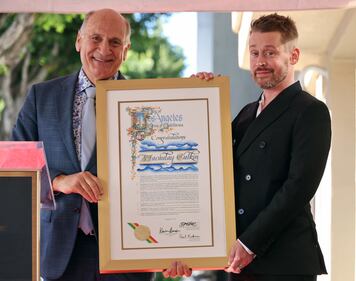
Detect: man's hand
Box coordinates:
(225, 240, 254, 274)
(162, 261, 192, 278)
(53, 172, 103, 203)
(191, 72, 215, 81)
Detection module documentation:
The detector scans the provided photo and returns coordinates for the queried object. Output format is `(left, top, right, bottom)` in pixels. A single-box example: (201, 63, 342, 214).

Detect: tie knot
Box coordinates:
(85, 87, 96, 99)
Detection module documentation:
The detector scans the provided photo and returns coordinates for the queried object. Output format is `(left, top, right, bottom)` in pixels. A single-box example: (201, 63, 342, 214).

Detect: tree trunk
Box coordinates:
(0, 13, 35, 140)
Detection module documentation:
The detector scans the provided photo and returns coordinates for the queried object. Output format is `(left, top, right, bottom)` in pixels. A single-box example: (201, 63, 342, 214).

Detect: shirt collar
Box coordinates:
(259, 93, 265, 104)
(256, 93, 265, 117)
(76, 68, 119, 94)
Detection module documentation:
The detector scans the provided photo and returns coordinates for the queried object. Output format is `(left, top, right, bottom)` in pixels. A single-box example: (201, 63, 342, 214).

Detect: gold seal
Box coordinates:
(134, 225, 151, 241)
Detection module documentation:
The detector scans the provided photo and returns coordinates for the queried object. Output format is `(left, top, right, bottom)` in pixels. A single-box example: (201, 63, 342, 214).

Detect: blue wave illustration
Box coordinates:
(140, 140, 198, 152)
(137, 164, 198, 173)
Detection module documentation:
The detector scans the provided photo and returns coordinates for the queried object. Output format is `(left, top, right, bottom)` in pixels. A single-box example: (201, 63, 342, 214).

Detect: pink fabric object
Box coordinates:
(0, 141, 55, 209)
(0, 141, 46, 170)
(0, 0, 353, 13)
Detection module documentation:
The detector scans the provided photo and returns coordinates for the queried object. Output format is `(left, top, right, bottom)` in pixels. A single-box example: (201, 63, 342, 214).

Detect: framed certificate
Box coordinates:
(96, 77, 235, 273)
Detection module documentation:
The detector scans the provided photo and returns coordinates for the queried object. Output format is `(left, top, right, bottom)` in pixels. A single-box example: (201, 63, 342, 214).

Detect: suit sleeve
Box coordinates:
(12, 85, 62, 181)
(12, 85, 39, 142)
(239, 100, 331, 256)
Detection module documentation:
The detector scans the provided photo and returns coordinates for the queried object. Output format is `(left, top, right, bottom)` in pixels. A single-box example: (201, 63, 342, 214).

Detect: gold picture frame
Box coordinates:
(96, 77, 236, 273)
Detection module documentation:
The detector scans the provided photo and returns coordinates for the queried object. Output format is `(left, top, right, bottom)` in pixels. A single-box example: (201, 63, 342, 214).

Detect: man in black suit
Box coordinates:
(226, 13, 331, 281)
(12, 9, 154, 281)
(195, 13, 331, 281)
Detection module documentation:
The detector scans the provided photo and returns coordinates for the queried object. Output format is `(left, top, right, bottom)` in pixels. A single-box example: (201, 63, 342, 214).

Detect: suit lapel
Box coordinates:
(233, 101, 259, 148)
(236, 82, 301, 158)
(56, 72, 81, 171)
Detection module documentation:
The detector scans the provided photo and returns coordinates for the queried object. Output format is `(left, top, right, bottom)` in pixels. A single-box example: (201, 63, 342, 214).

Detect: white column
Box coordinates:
(329, 59, 356, 281)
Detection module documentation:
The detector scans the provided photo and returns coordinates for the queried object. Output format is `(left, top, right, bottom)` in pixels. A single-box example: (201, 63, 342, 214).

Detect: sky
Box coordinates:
(162, 12, 197, 77)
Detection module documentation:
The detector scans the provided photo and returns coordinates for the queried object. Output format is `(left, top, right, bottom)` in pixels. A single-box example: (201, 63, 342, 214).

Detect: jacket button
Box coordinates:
(259, 141, 266, 149)
(245, 174, 251, 181)
(74, 208, 80, 213)
(238, 208, 245, 215)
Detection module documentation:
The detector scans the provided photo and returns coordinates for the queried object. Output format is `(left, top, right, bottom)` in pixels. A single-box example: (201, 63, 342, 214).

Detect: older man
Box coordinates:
(13, 9, 153, 281)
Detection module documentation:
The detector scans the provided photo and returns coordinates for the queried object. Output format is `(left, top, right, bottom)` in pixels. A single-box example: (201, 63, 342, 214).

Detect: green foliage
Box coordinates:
(0, 64, 8, 76)
(35, 14, 83, 33)
(122, 39, 185, 79)
(26, 13, 185, 81)
(29, 13, 83, 79)
(0, 14, 16, 36)
(120, 13, 186, 78)
(0, 99, 4, 113)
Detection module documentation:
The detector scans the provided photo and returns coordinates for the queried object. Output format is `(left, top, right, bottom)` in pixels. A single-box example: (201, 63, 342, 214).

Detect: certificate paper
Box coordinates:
(122, 98, 212, 249)
(97, 77, 235, 272)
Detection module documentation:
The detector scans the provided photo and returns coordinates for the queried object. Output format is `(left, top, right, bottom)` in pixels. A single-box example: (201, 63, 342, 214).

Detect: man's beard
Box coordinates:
(253, 62, 288, 89)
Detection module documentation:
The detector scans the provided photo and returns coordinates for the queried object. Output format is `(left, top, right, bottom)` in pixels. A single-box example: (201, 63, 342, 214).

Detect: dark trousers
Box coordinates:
(43, 231, 153, 281)
(229, 274, 317, 281)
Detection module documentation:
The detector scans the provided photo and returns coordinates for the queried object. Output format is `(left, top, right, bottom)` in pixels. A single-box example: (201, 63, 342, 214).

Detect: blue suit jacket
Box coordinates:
(12, 71, 124, 279)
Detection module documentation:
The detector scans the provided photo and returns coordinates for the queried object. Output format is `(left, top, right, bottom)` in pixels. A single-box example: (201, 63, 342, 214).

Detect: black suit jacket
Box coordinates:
(232, 81, 330, 275)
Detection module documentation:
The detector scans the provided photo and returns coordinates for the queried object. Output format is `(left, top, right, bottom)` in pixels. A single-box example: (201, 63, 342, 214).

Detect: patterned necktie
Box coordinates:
(78, 86, 96, 235)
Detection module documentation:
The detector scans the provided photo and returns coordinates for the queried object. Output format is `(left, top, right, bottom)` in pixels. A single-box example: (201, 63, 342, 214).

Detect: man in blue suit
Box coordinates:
(12, 9, 153, 281)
